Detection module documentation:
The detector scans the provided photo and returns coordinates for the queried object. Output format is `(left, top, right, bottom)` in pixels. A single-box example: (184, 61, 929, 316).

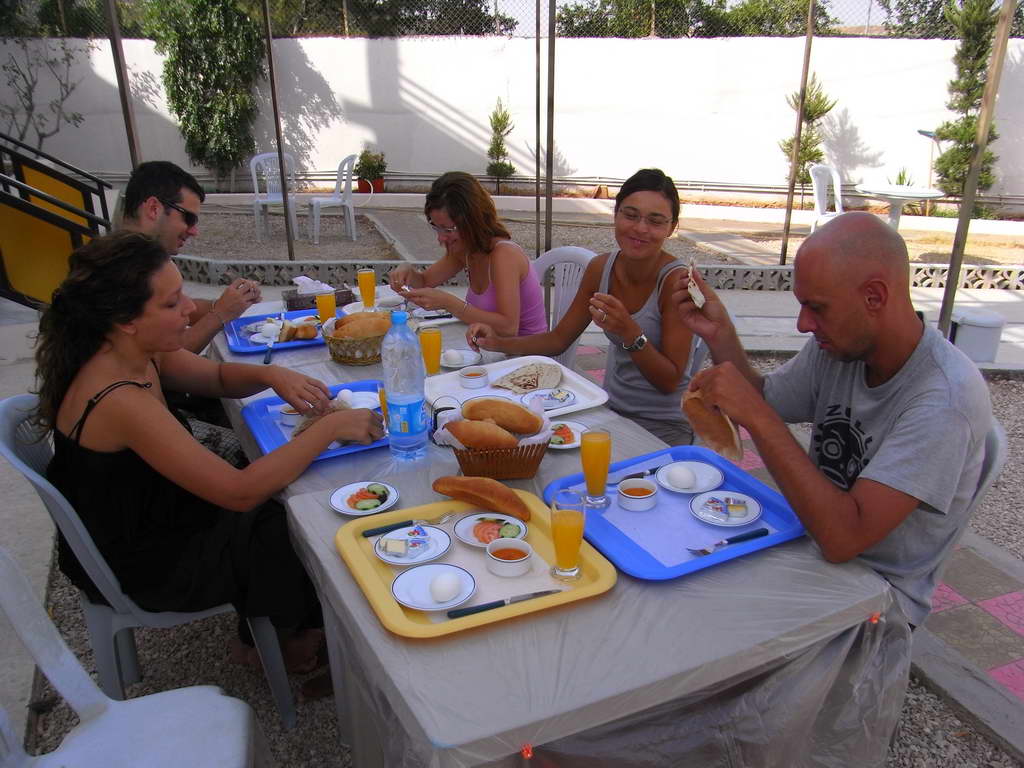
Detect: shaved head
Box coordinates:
(797, 211, 910, 290)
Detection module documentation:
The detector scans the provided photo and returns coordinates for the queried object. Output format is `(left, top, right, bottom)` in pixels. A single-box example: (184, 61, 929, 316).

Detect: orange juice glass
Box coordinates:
(377, 386, 388, 421)
(550, 489, 585, 580)
(357, 268, 376, 310)
(580, 429, 611, 509)
(419, 327, 442, 375)
(315, 291, 337, 324)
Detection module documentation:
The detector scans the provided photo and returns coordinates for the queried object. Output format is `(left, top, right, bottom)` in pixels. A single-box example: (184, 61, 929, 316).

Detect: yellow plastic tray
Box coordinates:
(335, 491, 617, 638)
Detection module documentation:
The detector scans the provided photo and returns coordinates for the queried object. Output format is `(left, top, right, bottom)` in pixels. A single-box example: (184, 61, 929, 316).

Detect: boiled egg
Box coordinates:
(430, 572, 461, 603)
(668, 464, 697, 490)
(442, 349, 463, 366)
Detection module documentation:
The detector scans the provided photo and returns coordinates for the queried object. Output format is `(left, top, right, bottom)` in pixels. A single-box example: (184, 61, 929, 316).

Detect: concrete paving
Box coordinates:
(1, 206, 1022, 757)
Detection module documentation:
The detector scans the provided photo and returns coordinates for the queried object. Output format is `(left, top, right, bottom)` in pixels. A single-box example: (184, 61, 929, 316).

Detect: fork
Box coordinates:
(361, 512, 456, 538)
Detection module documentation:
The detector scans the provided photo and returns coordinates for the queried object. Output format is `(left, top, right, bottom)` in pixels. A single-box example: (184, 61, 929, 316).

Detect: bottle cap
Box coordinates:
(391, 310, 408, 325)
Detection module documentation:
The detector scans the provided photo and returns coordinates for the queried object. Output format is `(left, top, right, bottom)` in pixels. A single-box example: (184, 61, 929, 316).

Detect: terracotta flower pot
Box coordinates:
(357, 178, 384, 194)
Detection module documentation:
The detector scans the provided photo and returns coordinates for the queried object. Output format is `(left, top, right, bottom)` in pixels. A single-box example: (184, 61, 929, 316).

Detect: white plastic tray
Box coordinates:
(423, 355, 609, 419)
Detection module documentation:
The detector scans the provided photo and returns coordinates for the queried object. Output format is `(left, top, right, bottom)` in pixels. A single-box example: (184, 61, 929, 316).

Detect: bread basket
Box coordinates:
(322, 315, 388, 366)
(452, 443, 549, 480)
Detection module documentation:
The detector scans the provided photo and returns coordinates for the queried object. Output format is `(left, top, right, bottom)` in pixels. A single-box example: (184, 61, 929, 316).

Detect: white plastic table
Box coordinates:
(855, 184, 945, 230)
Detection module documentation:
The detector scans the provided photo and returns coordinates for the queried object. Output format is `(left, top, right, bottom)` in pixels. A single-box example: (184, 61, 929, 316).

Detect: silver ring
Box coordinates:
(600, 310, 607, 322)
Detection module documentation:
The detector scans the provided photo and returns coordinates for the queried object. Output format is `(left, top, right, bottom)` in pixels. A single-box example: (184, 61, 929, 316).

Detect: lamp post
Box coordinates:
(917, 128, 942, 217)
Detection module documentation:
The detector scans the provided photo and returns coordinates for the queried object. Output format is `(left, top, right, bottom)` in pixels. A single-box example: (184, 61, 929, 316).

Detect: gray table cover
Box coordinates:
(213, 315, 910, 766)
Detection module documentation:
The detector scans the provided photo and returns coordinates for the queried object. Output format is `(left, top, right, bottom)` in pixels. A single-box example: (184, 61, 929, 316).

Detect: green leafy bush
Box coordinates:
(486, 99, 516, 194)
(354, 149, 387, 180)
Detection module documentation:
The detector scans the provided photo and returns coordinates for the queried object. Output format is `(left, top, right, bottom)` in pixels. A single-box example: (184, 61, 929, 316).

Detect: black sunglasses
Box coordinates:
(160, 198, 199, 228)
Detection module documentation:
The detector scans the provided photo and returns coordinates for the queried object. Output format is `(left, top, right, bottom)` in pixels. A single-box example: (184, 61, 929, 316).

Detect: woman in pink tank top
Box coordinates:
(387, 172, 547, 337)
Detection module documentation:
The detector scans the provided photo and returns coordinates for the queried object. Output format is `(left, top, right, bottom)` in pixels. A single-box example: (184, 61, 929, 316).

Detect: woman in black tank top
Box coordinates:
(34, 232, 385, 687)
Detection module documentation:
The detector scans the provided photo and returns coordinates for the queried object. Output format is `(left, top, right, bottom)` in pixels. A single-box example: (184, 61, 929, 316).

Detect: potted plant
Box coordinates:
(354, 149, 387, 194)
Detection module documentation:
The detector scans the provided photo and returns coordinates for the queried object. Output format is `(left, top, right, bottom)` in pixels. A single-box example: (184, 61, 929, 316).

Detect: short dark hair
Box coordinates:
(615, 168, 680, 223)
(123, 161, 205, 220)
(424, 171, 511, 256)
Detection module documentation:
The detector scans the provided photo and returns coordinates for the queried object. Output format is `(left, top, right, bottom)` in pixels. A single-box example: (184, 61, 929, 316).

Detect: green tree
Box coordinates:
(144, 0, 265, 181)
(778, 73, 837, 186)
(879, 0, 1023, 38)
(724, 0, 837, 36)
(933, 0, 1000, 208)
(485, 98, 515, 194)
(556, 0, 728, 38)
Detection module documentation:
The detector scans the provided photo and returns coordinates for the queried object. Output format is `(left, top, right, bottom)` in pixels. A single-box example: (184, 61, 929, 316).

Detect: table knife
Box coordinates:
(607, 461, 671, 487)
(263, 313, 283, 364)
(447, 589, 563, 619)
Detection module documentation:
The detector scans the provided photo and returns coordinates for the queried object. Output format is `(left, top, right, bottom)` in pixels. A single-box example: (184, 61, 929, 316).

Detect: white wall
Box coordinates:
(3, 35, 1022, 198)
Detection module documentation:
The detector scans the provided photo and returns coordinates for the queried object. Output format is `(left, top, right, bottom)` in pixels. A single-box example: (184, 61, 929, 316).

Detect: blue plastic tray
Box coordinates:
(224, 309, 341, 354)
(240, 380, 387, 462)
(542, 445, 805, 581)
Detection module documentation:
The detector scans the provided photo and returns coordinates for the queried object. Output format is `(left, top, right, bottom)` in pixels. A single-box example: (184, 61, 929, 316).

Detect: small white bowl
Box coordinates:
(617, 478, 658, 511)
(485, 538, 533, 577)
(279, 405, 301, 426)
(459, 366, 490, 389)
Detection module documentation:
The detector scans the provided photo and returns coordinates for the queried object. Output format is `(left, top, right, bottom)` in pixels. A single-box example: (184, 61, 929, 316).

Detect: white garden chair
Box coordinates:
(0, 545, 275, 768)
(532, 246, 597, 368)
(809, 163, 844, 232)
(250, 152, 299, 242)
(308, 154, 357, 244)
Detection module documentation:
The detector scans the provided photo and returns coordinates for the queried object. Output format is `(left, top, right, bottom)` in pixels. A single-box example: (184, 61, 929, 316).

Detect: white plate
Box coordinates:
(521, 388, 577, 411)
(329, 482, 399, 516)
(655, 461, 725, 495)
(391, 563, 476, 612)
(547, 420, 588, 450)
(440, 349, 483, 369)
(453, 513, 528, 548)
(689, 491, 762, 527)
(373, 525, 451, 565)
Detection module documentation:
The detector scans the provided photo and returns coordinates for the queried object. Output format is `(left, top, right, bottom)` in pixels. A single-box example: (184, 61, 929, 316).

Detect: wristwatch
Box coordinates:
(622, 332, 648, 352)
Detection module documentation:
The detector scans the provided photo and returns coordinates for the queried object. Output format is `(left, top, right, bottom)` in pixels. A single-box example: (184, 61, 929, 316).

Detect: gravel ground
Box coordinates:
(750, 233, 1024, 266)
(24, 366, 1024, 767)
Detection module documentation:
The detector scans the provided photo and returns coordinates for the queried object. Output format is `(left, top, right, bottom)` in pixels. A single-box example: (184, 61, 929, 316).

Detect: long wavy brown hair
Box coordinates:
(424, 171, 511, 258)
(33, 232, 169, 433)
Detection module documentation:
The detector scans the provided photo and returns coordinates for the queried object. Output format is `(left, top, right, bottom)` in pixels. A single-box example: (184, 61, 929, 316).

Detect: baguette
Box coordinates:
(432, 475, 532, 522)
(681, 389, 742, 462)
(446, 419, 519, 450)
(461, 397, 542, 435)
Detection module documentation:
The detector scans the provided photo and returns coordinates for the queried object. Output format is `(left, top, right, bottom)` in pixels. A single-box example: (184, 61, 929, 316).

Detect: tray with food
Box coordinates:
(334, 476, 617, 638)
(542, 445, 805, 581)
(240, 379, 387, 462)
(423, 355, 608, 419)
(225, 309, 337, 354)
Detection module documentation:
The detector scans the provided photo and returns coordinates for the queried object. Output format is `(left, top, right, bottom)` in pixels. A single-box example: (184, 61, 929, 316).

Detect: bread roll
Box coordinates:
(432, 475, 531, 522)
(293, 324, 318, 340)
(446, 419, 519, 450)
(681, 389, 742, 462)
(333, 312, 390, 340)
(461, 398, 542, 435)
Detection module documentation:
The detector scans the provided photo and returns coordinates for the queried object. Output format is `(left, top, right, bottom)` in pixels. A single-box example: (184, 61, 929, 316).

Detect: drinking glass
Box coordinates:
(550, 489, 585, 580)
(314, 291, 337, 325)
(357, 268, 376, 310)
(580, 428, 611, 510)
(419, 327, 442, 375)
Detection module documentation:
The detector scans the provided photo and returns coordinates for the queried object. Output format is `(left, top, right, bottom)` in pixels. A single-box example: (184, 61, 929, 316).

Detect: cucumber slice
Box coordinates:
(366, 483, 389, 499)
(550, 435, 566, 444)
(499, 522, 521, 538)
(355, 498, 381, 510)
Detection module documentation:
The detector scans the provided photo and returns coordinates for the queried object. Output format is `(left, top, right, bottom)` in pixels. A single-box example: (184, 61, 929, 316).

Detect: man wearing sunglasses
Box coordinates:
(121, 161, 261, 353)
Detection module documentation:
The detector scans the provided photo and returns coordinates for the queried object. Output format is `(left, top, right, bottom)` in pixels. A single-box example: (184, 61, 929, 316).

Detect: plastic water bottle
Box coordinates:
(381, 311, 428, 461)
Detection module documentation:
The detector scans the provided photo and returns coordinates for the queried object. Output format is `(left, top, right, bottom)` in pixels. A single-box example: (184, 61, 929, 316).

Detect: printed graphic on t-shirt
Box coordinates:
(813, 404, 873, 490)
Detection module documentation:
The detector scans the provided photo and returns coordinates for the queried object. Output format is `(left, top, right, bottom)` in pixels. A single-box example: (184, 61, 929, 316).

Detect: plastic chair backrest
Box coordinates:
(532, 246, 596, 328)
(0, 395, 138, 617)
(809, 164, 844, 218)
(0, 546, 108, 722)
(331, 154, 357, 201)
(250, 152, 295, 200)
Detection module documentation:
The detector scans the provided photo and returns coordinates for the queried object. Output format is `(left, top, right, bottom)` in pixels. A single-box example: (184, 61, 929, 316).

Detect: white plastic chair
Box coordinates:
(532, 246, 597, 368)
(250, 152, 299, 242)
(0, 394, 296, 729)
(308, 154, 357, 244)
(809, 163, 844, 232)
(0, 546, 274, 768)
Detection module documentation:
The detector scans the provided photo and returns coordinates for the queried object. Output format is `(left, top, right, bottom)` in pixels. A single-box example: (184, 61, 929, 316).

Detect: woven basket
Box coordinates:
(322, 316, 387, 365)
(452, 442, 549, 480)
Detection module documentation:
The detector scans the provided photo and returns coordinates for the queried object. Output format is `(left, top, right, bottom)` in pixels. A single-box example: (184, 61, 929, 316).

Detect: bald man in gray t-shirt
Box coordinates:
(671, 212, 992, 626)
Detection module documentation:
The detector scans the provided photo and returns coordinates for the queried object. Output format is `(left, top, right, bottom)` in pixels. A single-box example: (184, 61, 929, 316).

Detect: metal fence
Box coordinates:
(2, 0, 1021, 40)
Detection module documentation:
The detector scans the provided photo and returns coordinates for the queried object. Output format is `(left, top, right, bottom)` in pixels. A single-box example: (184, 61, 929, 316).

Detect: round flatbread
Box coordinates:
(492, 362, 561, 394)
(681, 389, 742, 462)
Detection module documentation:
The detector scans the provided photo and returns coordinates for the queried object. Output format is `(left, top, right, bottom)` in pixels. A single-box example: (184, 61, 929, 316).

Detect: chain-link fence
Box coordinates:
(2, 0, 1021, 40)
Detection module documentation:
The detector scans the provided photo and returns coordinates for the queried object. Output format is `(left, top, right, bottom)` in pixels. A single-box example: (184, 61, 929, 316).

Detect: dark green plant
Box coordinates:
(144, 0, 264, 181)
(724, 0, 836, 36)
(557, 0, 729, 38)
(485, 99, 515, 194)
(888, 167, 922, 215)
(354, 149, 387, 181)
(778, 73, 837, 186)
(879, 0, 1023, 39)
(933, 0, 999, 215)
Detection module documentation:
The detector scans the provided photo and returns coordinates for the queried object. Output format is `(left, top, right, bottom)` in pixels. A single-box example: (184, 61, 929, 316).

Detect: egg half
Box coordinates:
(429, 572, 461, 603)
(668, 464, 697, 490)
